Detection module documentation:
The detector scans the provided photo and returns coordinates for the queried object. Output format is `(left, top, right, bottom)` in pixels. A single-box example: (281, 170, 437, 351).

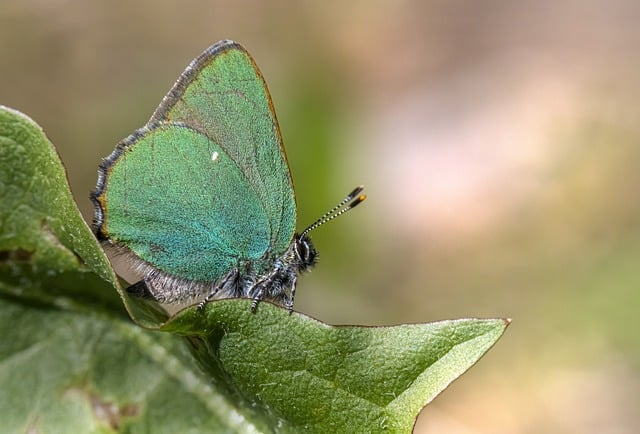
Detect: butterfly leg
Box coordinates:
(126, 280, 154, 298)
(249, 268, 281, 312)
(249, 279, 270, 312)
(250, 289, 263, 312)
(284, 275, 298, 313)
(198, 268, 240, 310)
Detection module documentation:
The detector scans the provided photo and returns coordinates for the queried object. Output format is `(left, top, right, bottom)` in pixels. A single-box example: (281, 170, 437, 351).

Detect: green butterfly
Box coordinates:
(92, 40, 365, 311)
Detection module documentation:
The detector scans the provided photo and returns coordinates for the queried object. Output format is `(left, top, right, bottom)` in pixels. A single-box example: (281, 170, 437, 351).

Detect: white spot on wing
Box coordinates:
(211, 151, 219, 162)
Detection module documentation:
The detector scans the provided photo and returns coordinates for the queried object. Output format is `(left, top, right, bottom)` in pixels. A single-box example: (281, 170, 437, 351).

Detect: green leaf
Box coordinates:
(167, 301, 508, 432)
(0, 106, 118, 303)
(0, 104, 169, 328)
(0, 105, 509, 433)
(0, 298, 249, 433)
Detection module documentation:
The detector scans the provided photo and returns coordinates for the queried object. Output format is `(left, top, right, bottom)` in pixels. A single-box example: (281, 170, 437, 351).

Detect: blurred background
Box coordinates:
(1, 1, 639, 432)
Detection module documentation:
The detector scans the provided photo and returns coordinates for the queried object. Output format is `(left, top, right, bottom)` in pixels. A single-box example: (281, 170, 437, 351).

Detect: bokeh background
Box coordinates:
(2, 1, 639, 432)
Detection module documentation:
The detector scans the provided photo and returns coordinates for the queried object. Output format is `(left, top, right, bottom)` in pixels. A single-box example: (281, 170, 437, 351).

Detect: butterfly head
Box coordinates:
(293, 232, 317, 272)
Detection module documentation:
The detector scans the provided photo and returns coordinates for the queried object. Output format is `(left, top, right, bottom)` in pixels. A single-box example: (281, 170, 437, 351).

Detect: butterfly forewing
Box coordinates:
(151, 40, 297, 258)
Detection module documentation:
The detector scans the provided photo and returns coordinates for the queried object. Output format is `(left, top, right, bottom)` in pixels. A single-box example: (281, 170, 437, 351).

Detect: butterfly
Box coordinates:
(91, 40, 365, 311)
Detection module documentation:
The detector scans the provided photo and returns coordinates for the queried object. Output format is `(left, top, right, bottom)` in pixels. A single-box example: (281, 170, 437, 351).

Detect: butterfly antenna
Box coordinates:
(301, 185, 367, 237)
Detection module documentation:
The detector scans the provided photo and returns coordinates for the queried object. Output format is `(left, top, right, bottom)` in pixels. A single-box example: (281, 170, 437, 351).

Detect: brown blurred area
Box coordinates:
(2, 1, 639, 432)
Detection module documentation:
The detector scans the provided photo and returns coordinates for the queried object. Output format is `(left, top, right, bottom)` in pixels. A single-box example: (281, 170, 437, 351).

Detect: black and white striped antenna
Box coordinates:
(300, 185, 366, 237)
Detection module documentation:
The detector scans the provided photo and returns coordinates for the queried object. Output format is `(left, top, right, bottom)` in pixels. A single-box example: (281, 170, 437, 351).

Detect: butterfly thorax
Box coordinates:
(244, 233, 317, 310)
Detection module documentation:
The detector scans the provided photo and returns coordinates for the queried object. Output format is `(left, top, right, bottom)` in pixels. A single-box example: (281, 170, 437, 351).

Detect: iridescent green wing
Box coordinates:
(151, 40, 296, 257)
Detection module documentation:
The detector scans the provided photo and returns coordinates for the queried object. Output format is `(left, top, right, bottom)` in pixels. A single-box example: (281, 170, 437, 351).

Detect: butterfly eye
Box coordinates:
(295, 235, 317, 269)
